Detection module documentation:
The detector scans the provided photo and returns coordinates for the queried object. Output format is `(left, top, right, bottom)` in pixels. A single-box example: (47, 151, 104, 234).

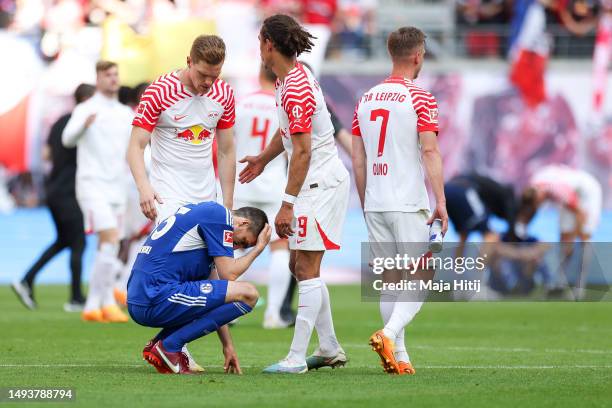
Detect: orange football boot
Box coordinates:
(81, 309, 107, 322)
(368, 330, 400, 374)
(398, 361, 416, 375)
(114, 288, 127, 307)
(102, 304, 129, 323)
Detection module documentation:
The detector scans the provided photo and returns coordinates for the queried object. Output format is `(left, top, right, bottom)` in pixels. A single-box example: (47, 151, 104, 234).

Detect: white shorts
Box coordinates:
(155, 198, 192, 226)
(559, 178, 603, 235)
(234, 199, 282, 241)
(289, 176, 349, 251)
(125, 190, 153, 239)
(78, 197, 126, 237)
(365, 210, 431, 260)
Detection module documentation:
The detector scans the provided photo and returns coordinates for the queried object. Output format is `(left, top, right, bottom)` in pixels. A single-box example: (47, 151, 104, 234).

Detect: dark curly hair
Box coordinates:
(261, 14, 316, 58)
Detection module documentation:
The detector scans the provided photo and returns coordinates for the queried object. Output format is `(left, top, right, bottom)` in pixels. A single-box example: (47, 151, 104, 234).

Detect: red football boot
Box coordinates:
(149, 340, 198, 375)
(143, 339, 172, 374)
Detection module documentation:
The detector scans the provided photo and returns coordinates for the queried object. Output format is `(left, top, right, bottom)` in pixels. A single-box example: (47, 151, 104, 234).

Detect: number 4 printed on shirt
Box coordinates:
(251, 117, 271, 152)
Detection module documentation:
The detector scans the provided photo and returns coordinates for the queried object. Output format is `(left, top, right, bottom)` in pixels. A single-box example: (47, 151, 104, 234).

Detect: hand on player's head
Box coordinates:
(255, 224, 272, 250)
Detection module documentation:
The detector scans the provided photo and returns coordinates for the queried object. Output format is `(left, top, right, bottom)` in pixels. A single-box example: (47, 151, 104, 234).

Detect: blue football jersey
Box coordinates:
(127, 201, 234, 306)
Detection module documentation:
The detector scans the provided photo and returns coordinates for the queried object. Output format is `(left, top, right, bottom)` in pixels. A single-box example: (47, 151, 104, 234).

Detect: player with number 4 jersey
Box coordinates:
(234, 66, 294, 329)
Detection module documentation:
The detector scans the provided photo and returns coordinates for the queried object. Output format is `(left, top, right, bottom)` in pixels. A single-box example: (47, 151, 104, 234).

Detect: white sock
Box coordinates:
(96, 243, 121, 307)
(314, 282, 341, 355)
(379, 290, 409, 362)
(286, 278, 322, 364)
(264, 249, 291, 320)
(84, 242, 119, 311)
(84, 254, 105, 312)
(116, 237, 143, 292)
(383, 300, 423, 340)
(382, 293, 424, 359)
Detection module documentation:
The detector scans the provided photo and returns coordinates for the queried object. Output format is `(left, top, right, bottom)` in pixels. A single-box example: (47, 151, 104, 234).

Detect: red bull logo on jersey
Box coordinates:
(176, 125, 213, 145)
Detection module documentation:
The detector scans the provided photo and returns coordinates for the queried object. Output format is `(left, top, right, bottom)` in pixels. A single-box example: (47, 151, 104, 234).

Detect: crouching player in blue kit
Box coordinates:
(127, 201, 272, 375)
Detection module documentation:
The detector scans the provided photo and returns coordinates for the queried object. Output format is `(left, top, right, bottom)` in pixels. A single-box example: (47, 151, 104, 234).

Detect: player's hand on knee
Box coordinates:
(238, 155, 264, 183)
(255, 224, 272, 251)
(275, 204, 294, 239)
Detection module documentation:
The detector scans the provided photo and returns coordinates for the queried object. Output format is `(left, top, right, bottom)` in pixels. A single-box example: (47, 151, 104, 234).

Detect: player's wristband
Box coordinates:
(283, 193, 297, 205)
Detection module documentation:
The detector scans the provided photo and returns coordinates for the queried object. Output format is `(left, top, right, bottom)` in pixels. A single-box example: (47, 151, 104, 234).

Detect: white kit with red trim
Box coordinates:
(274, 63, 349, 251)
(353, 77, 439, 213)
(133, 71, 235, 206)
(234, 90, 286, 203)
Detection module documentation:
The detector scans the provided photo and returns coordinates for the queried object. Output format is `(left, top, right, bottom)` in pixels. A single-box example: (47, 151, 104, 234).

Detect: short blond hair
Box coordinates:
(190, 35, 226, 65)
(95, 60, 117, 73)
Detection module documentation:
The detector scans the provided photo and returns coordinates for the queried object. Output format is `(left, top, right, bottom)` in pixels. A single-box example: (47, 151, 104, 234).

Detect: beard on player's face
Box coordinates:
(233, 228, 257, 249)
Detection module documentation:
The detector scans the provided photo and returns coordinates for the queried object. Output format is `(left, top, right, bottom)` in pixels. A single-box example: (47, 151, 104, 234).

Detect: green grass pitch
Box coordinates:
(2, 284, 611, 407)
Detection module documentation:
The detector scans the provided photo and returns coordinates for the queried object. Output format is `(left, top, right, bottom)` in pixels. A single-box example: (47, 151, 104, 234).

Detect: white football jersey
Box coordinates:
(133, 71, 235, 204)
(530, 165, 598, 209)
(275, 63, 348, 195)
(234, 90, 286, 203)
(62, 92, 133, 204)
(352, 77, 439, 213)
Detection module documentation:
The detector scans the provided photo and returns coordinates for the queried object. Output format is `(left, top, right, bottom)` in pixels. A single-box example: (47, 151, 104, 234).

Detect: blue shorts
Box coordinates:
(444, 182, 489, 234)
(128, 279, 228, 328)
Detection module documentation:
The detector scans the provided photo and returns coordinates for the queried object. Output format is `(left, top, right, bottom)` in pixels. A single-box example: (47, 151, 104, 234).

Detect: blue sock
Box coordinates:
(154, 325, 184, 343)
(162, 302, 252, 352)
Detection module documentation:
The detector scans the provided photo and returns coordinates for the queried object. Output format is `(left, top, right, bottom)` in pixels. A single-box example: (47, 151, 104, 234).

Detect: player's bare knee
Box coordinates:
(240, 282, 259, 308)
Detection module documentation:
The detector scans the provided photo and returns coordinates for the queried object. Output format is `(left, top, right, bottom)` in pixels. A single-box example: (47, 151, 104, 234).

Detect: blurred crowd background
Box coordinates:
(0, 0, 611, 213)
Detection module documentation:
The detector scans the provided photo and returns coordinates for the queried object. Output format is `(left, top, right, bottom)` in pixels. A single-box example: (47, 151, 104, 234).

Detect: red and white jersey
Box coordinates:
(234, 90, 286, 203)
(132, 71, 235, 204)
(530, 165, 599, 210)
(275, 63, 347, 195)
(352, 77, 439, 213)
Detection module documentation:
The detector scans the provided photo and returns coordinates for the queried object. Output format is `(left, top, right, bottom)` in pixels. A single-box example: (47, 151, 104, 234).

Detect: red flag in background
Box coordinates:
(592, 14, 612, 115)
(508, 0, 550, 107)
(0, 94, 29, 172)
(510, 49, 548, 107)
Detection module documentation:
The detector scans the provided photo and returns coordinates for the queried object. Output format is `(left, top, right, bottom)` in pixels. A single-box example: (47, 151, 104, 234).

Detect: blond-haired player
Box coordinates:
(127, 35, 237, 373)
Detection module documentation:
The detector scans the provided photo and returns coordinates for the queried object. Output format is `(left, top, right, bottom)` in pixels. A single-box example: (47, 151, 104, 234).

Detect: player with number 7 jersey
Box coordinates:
(352, 26, 448, 376)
